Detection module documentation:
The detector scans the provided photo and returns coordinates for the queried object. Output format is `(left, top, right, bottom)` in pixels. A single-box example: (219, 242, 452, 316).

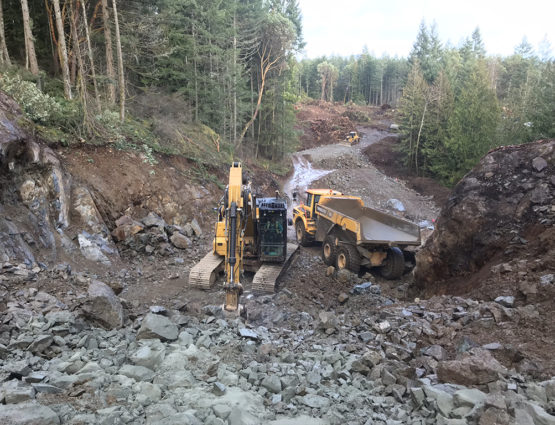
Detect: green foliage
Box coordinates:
(409, 21, 443, 84)
(298, 54, 409, 106)
(396, 24, 554, 187)
(398, 63, 428, 171)
(0, 73, 61, 123)
(441, 62, 500, 184)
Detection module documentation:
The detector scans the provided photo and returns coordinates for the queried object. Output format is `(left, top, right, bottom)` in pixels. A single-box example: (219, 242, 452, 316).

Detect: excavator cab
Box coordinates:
(256, 198, 287, 262)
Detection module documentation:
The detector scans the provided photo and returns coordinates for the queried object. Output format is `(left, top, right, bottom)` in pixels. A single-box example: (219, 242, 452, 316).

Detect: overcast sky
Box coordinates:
(297, 0, 555, 59)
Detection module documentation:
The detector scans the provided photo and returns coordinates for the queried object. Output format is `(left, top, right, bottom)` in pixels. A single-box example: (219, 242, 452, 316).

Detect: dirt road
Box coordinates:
(283, 125, 439, 235)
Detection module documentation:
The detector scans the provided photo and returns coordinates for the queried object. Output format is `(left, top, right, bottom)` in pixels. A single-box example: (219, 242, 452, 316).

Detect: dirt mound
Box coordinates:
(295, 101, 379, 150)
(364, 136, 451, 205)
(415, 139, 554, 295)
(309, 116, 354, 144)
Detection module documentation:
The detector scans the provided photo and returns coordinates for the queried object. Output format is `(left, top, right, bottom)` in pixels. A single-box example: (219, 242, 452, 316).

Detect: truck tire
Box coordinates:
(379, 247, 405, 280)
(295, 220, 310, 247)
(322, 235, 338, 265)
(335, 244, 361, 274)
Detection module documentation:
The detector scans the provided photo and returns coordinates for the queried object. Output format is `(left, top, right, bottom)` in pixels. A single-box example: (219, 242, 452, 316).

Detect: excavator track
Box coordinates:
(188, 252, 224, 289)
(252, 243, 299, 294)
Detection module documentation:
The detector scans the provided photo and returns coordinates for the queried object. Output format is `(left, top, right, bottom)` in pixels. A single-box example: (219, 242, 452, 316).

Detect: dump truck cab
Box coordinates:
(293, 189, 342, 246)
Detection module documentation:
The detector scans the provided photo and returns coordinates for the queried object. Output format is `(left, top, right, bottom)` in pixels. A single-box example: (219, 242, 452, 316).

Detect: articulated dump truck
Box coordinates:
(293, 189, 421, 279)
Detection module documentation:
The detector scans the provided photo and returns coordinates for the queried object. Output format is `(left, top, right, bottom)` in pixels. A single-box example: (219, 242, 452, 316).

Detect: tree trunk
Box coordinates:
(70, 1, 86, 111)
(192, 22, 198, 122)
(0, 0, 11, 66)
(20, 0, 39, 75)
(415, 101, 427, 173)
(240, 67, 266, 143)
(52, 0, 72, 99)
(250, 72, 255, 139)
(380, 72, 383, 105)
(44, 0, 60, 74)
(81, 0, 100, 111)
(111, 0, 124, 121)
(101, 0, 116, 103)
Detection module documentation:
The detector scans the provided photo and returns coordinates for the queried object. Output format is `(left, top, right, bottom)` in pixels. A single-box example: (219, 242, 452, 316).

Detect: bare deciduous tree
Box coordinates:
(52, 0, 72, 99)
(111, 0, 125, 121)
(20, 0, 39, 75)
(101, 0, 116, 103)
(239, 13, 295, 145)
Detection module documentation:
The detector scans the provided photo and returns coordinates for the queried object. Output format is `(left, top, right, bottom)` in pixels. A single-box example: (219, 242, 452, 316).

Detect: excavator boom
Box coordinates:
(222, 162, 249, 313)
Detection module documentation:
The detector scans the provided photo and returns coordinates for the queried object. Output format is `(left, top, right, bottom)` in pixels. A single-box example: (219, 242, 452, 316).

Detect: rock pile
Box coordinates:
(1, 280, 554, 425)
(112, 212, 203, 256)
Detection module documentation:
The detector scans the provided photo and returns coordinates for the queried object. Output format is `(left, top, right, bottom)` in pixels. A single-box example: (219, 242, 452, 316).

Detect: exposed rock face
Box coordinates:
(415, 139, 554, 289)
(0, 92, 118, 267)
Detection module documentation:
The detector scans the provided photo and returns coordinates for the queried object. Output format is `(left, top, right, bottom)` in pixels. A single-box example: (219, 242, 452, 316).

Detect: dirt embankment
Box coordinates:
(295, 100, 383, 150)
(363, 135, 452, 206)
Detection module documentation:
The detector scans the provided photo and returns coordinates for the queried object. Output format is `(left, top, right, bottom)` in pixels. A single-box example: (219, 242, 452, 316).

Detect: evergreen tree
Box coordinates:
(409, 21, 442, 84)
(398, 62, 428, 172)
(444, 59, 500, 184)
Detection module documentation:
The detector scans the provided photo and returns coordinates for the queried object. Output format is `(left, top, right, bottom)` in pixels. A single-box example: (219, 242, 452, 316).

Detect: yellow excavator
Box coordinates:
(188, 162, 297, 314)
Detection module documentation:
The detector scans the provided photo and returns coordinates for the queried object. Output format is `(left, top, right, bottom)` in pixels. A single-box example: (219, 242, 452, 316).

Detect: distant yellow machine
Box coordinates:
(293, 189, 420, 279)
(346, 131, 361, 145)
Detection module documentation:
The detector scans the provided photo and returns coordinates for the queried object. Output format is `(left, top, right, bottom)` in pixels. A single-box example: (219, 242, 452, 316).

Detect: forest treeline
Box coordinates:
(398, 24, 554, 185)
(297, 23, 554, 185)
(0, 2, 553, 183)
(0, 0, 304, 167)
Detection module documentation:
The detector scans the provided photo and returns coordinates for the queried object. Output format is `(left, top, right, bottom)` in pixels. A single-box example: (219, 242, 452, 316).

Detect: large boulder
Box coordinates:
(437, 349, 508, 386)
(415, 140, 554, 290)
(81, 280, 124, 329)
(169, 232, 191, 249)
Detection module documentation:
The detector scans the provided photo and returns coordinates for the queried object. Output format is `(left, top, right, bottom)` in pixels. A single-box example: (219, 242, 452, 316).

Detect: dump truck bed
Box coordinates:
(315, 197, 420, 245)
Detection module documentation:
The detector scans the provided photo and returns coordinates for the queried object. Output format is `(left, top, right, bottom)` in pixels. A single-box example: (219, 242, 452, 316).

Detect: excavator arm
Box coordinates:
(222, 162, 251, 314)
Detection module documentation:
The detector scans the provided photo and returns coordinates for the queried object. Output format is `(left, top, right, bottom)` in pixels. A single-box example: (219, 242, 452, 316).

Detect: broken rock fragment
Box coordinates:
(137, 313, 178, 341)
(81, 280, 124, 329)
(437, 349, 507, 386)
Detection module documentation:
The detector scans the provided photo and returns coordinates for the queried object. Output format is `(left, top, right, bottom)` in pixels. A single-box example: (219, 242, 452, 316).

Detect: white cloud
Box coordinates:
(298, 0, 555, 58)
